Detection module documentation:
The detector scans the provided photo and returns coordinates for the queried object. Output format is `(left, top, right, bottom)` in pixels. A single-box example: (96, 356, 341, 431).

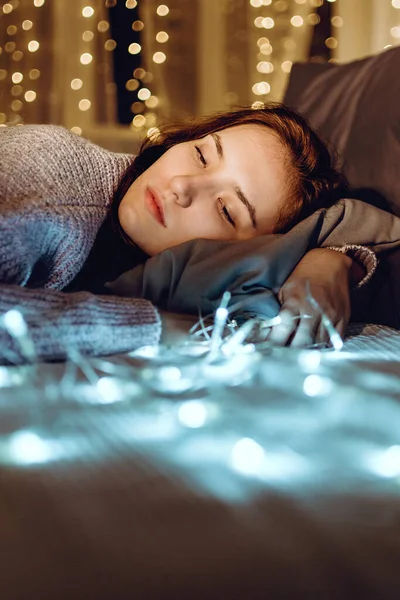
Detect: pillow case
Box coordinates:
(284, 46, 400, 216)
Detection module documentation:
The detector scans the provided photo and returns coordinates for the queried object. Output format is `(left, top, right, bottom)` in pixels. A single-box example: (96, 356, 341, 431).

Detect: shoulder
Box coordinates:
(0, 124, 135, 209)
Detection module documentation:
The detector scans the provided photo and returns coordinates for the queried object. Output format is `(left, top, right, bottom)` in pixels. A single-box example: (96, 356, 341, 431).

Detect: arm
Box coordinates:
(0, 284, 161, 364)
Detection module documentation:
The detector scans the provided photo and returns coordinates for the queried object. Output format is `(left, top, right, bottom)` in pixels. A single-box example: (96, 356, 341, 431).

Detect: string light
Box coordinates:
(156, 5, 170, 17)
(290, 15, 304, 27)
(28, 40, 40, 52)
(156, 31, 169, 43)
(78, 99, 91, 111)
(24, 91, 37, 102)
(11, 72, 23, 84)
(80, 52, 93, 65)
(82, 6, 95, 18)
(71, 78, 83, 90)
(153, 51, 166, 63)
(128, 43, 141, 54)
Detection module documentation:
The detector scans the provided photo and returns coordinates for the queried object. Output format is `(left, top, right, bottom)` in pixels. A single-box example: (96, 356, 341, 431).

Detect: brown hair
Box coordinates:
(111, 103, 348, 237)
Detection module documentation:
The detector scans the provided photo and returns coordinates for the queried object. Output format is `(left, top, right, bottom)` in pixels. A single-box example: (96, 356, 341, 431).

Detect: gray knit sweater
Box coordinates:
(0, 124, 161, 363)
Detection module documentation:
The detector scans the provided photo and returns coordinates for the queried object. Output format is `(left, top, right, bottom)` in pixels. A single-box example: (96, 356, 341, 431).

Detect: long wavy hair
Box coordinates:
(111, 103, 348, 240)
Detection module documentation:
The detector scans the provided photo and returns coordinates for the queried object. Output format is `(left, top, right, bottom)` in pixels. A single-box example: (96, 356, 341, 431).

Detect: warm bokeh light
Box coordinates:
(28, 41, 40, 52)
(11, 72, 23, 84)
(132, 114, 146, 128)
(82, 6, 95, 18)
(71, 78, 83, 90)
(156, 5, 170, 17)
(128, 43, 141, 55)
(24, 90, 37, 102)
(82, 31, 94, 42)
(137, 88, 151, 101)
(156, 31, 169, 43)
(104, 39, 117, 51)
(78, 99, 91, 111)
(132, 20, 144, 31)
(290, 16, 304, 27)
(80, 52, 93, 65)
(125, 79, 140, 91)
(153, 51, 167, 64)
(97, 20, 109, 32)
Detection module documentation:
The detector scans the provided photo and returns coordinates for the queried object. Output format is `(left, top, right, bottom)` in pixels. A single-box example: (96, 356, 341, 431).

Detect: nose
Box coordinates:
(170, 174, 212, 208)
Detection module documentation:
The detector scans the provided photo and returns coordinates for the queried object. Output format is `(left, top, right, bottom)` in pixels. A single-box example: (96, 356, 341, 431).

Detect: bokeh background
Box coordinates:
(1, 0, 400, 152)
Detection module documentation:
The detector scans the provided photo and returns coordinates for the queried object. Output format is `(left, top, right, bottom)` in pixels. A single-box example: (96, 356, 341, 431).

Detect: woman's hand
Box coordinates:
(268, 248, 361, 347)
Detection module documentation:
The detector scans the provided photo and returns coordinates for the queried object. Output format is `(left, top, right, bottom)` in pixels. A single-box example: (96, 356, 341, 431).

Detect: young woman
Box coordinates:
(0, 105, 375, 362)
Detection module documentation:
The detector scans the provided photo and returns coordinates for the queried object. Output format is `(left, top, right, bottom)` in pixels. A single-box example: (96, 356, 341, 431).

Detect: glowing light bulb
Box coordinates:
(82, 31, 94, 42)
(12, 72, 23, 84)
(153, 51, 166, 63)
(290, 15, 304, 27)
(24, 90, 37, 102)
(138, 87, 151, 101)
(128, 43, 141, 54)
(71, 78, 83, 90)
(132, 114, 146, 128)
(28, 40, 40, 52)
(80, 52, 93, 64)
(82, 6, 94, 18)
(78, 99, 91, 111)
(156, 5, 170, 16)
(156, 31, 169, 43)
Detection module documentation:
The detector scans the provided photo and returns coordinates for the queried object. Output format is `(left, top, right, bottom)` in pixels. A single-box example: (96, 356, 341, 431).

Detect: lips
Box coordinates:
(145, 186, 166, 227)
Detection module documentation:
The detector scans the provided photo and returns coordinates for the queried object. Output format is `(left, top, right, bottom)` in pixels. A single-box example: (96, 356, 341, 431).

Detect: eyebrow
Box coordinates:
(211, 133, 258, 229)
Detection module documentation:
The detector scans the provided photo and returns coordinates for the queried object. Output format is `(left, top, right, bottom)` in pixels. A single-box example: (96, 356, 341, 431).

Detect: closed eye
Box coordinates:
(218, 198, 236, 229)
(194, 145, 207, 168)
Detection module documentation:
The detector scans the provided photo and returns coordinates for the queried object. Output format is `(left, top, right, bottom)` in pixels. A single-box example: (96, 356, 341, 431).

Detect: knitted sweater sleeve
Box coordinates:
(0, 284, 161, 363)
(0, 124, 161, 364)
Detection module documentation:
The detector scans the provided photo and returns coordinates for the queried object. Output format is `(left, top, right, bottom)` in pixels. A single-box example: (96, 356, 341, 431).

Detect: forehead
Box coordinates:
(217, 123, 285, 156)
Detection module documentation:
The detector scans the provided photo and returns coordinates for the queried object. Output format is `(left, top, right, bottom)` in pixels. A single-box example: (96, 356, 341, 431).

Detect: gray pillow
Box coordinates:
(284, 46, 400, 216)
(106, 199, 400, 322)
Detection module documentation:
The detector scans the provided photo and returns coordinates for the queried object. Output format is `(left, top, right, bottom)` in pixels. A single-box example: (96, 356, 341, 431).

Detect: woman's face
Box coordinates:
(119, 124, 288, 256)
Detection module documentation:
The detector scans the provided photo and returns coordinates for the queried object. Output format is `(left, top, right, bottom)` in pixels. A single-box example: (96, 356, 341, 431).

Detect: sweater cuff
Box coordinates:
(325, 245, 378, 289)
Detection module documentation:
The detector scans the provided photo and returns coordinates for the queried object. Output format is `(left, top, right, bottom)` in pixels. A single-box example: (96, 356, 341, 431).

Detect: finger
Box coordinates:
(290, 313, 321, 348)
(316, 315, 344, 349)
(268, 308, 298, 346)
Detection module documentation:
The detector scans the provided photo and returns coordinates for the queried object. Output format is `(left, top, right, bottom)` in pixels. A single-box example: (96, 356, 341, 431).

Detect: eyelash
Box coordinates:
(194, 144, 235, 229)
(218, 198, 235, 229)
(195, 145, 207, 168)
